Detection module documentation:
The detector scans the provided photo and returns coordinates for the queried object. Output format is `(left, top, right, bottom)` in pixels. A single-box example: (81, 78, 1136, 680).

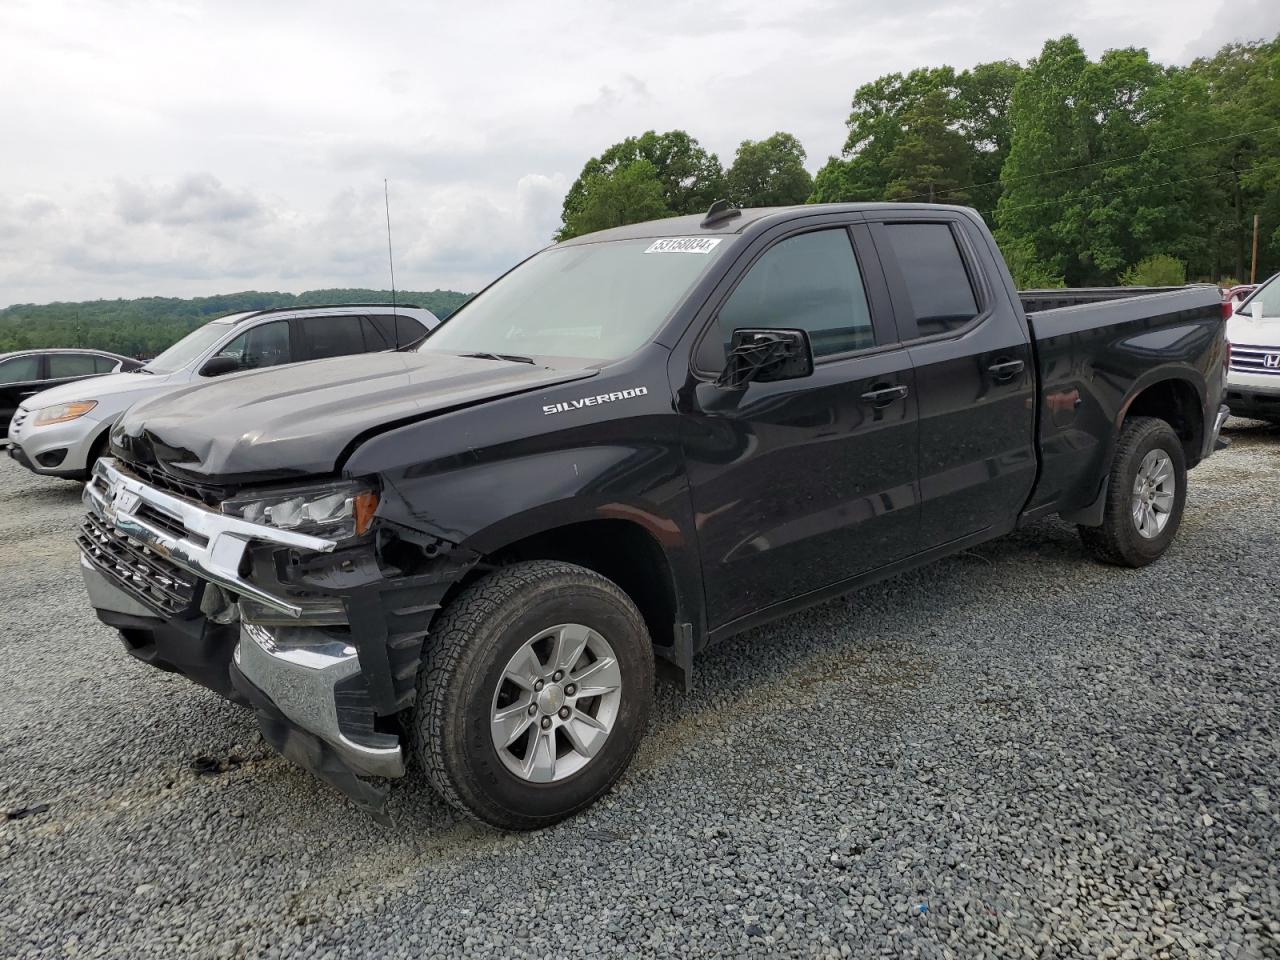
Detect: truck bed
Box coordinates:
(1019, 285, 1208, 314)
(1020, 284, 1225, 521)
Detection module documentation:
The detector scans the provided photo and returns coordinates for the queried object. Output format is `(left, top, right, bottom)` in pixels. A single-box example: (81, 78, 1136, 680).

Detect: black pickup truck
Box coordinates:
(79, 203, 1228, 829)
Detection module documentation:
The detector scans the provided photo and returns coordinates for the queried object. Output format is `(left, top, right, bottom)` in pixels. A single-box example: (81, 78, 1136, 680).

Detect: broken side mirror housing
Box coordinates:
(715, 328, 815, 390)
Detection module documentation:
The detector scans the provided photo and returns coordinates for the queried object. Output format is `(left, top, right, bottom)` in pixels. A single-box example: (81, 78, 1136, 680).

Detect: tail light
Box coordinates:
(1221, 298, 1234, 320)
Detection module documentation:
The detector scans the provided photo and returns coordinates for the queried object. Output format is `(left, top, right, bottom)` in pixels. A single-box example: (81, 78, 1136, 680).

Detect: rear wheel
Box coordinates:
(1078, 416, 1187, 567)
(410, 560, 654, 830)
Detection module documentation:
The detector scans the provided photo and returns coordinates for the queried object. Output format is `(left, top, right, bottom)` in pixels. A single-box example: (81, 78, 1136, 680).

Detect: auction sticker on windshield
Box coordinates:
(643, 237, 723, 254)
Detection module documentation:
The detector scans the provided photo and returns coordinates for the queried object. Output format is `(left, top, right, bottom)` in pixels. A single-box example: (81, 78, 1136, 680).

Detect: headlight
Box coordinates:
(35, 400, 98, 426)
(222, 479, 379, 540)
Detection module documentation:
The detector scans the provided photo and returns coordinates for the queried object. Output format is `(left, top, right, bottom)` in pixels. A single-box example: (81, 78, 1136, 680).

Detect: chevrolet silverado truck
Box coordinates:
(78, 203, 1229, 829)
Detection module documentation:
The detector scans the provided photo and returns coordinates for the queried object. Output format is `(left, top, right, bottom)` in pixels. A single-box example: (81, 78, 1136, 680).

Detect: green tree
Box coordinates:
(557, 159, 671, 240)
(883, 89, 972, 204)
(557, 130, 724, 239)
(0, 288, 472, 356)
(1119, 254, 1186, 286)
(725, 132, 813, 207)
(1186, 37, 1280, 281)
(809, 61, 1021, 221)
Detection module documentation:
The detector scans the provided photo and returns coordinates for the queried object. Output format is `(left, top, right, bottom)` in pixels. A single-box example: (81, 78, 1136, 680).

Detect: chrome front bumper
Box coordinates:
(235, 624, 404, 778)
(81, 457, 405, 783)
(83, 457, 336, 617)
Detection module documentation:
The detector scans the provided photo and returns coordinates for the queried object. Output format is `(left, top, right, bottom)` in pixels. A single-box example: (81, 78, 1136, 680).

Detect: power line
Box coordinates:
(890, 121, 1280, 204)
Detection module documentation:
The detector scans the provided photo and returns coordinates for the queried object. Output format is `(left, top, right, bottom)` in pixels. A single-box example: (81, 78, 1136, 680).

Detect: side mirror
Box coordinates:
(715, 328, 814, 390)
(200, 355, 242, 378)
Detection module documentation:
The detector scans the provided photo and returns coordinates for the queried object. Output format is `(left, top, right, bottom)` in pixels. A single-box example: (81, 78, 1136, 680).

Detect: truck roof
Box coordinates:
(557, 202, 980, 246)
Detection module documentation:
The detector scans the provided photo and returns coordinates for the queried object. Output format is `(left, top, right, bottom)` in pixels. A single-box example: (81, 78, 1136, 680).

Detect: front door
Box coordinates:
(0, 354, 46, 434)
(678, 223, 920, 633)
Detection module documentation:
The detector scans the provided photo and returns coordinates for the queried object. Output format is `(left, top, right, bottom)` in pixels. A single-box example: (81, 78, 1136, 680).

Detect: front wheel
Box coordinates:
(1078, 416, 1187, 567)
(410, 560, 654, 830)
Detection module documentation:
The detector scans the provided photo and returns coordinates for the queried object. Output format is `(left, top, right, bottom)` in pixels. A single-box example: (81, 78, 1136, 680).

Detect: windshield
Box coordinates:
(421, 237, 730, 362)
(1239, 273, 1278, 317)
(142, 321, 235, 374)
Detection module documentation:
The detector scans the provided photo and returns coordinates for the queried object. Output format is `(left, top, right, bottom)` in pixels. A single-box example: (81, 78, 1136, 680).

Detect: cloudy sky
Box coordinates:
(1, 0, 1275, 307)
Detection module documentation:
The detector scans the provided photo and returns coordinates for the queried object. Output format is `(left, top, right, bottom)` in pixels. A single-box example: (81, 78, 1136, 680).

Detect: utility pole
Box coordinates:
(1251, 213, 1260, 284)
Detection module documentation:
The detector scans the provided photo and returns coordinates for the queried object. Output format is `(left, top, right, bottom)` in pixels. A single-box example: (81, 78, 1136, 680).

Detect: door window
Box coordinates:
(48, 353, 99, 378)
(882, 223, 980, 336)
(216, 320, 291, 372)
(362, 316, 394, 351)
(701, 228, 876, 368)
(0, 355, 41, 383)
(297, 315, 365, 360)
(92, 355, 120, 373)
(366, 314, 427, 350)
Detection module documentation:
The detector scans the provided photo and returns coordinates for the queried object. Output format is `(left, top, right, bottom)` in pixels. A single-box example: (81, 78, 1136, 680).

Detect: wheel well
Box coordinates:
(1124, 379, 1204, 466)
(467, 520, 680, 649)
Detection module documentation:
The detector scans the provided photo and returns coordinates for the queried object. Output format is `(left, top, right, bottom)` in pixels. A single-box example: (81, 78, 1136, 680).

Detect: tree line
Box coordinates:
(0, 288, 471, 357)
(557, 34, 1280, 288)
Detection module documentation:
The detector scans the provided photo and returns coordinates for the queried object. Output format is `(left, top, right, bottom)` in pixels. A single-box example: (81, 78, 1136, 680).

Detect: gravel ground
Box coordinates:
(1, 421, 1278, 959)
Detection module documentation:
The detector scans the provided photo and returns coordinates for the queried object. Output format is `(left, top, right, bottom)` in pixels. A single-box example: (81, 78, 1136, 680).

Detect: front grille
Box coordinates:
(1230, 343, 1280, 376)
(78, 512, 202, 617)
(10, 408, 28, 435)
(120, 460, 229, 506)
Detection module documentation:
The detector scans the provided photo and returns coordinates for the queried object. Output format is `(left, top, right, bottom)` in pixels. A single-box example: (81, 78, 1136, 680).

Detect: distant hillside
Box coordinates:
(0, 288, 473, 357)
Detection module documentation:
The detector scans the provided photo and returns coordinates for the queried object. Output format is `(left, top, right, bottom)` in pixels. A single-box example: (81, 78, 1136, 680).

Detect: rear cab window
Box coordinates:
(880, 222, 981, 337)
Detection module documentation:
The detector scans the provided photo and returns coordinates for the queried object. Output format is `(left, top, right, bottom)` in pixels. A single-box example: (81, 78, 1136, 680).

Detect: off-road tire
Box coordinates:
(1078, 416, 1187, 567)
(410, 560, 654, 830)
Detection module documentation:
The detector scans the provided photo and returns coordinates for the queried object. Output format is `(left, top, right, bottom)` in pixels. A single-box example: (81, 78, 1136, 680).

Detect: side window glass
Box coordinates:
(0, 355, 41, 383)
(397, 315, 427, 345)
(92, 356, 119, 373)
(362, 316, 393, 351)
(701, 228, 875, 368)
(216, 321, 291, 371)
(298, 316, 365, 360)
(882, 223, 979, 336)
(48, 353, 99, 378)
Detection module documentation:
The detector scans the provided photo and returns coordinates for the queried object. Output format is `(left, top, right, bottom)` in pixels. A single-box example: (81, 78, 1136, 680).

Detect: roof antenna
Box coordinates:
(384, 178, 400, 348)
(701, 199, 741, 228)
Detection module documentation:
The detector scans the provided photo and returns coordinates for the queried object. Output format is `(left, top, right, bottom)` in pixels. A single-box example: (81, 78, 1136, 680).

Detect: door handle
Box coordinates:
(988, 359, 1025, 380)
(860, 384, 909, 406)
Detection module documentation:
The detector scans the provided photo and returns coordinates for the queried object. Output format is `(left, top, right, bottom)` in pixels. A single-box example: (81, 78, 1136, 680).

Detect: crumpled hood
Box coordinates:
(22, 370, 174, 411)
(115, 351, 595, 480)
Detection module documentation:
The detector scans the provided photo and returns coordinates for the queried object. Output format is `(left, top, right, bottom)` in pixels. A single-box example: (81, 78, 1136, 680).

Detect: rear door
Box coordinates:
(0, 354, 47, 433)
(679, 220, 920, 632)
(868, 213, 1035, 548)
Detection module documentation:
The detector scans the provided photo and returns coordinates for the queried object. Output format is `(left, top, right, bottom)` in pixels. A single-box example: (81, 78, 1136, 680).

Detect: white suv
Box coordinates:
(1226, 273, 1280, 424)
(7, 304, 439, 479)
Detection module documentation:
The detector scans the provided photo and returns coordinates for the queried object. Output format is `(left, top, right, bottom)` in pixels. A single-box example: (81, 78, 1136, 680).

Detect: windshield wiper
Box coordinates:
(460, 351, 536, 365)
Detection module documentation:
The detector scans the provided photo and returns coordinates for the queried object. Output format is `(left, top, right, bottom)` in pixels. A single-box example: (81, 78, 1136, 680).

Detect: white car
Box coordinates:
(7, 304, 439, 479)
(1226, 273, 1280, 424)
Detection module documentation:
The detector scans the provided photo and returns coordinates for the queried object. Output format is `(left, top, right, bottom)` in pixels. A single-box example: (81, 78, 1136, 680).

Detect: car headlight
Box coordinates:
(222, 479, 380, 540)
(34, 400, 98, 426)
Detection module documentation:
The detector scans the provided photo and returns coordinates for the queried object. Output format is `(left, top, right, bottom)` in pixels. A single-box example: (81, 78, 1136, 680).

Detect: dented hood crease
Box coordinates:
(115, 351, 596, 479)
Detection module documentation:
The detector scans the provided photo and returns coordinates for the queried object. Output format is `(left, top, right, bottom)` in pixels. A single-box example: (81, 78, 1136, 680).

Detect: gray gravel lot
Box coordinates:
(1, 422, 1278, 959)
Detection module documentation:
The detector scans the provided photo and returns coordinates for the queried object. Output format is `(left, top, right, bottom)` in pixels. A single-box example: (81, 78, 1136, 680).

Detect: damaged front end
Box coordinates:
(79, 457, 474, 822)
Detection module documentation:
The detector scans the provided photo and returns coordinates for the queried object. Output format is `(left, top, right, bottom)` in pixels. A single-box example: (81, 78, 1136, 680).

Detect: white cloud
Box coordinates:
(0, 0, 1262, 306)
